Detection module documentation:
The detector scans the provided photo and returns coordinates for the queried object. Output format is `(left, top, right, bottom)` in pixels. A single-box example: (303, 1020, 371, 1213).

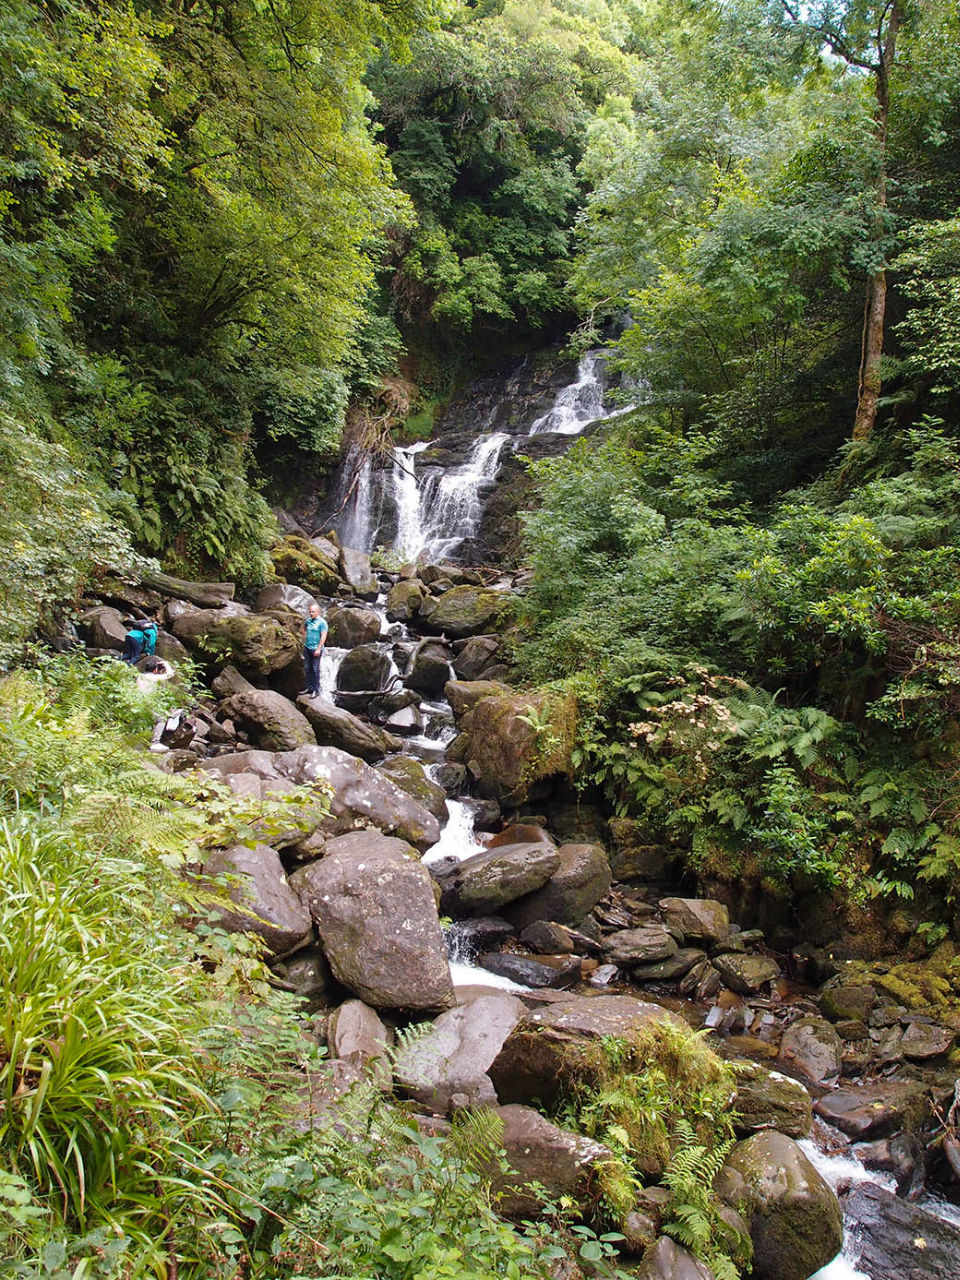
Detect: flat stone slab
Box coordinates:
(843, 1182, 960, 1279)
(812, 1081, 929, 1140)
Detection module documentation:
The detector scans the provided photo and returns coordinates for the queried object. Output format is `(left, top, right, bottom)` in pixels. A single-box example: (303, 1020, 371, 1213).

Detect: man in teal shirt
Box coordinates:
(303, 602, 328, 697)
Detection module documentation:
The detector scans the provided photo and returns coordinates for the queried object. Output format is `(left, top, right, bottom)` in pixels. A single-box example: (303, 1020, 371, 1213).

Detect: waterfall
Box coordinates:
(528, 350, 609, 436)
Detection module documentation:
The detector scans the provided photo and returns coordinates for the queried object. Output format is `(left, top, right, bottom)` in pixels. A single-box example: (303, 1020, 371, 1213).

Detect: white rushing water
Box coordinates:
(318, 646, 347, 696)
(447, 960, 528, 992)
(802, 1141, 896, 1280)
(423, 798, 486, 866)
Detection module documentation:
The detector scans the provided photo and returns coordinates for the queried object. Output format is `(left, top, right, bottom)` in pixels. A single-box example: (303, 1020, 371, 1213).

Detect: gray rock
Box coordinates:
(900, 1019, 955, 1060)
(491, 1104, 611, 1218)
(142, 571, 235, 607)
(502, 843, 612, 930)
(713, 953, 781, 994)
(337, 644, 394, 692)
(453, 636, 501, 682)
(311, 535, 341, 565)
(658, 897, 729, 944)
(603, 925, 679, 966)
(633, 1237, 713, 1280)
(445, 678, 510, 721)
(274, 947, 331, 999)
(393, 993, 525, 1113)
(726, 1130, 843, 1280)
(376, 756, 448, 822)
(211, 664, 256, 699)
(255, 582, 318, 615)
(327, 1000, 391, 1088)
(479, 952, 581, 989)
(219, 689, 315, 752)
(339, 546, 378, 598)
(843, 1182, 960, 1280)
(385, 579, 424, 622)
(436, 841, 560, 916)
(632, 948, 706, 982)
(383, 705, 424, 735)
(79, 605, 127, 651)
(406, 642, 454, 697)
(434, 762, 467, 796)
(290, 831, 453, 1011)
(733, 1064, 813, 1138)
(778, 1017, 843, 1085)
(812, 1081, 929, 1140)
(520, 921, 577, 954)
(325, 606, 382, 649)
(204, 843, 312, 955)
(419, 585, 507, 638)
(298, 695, 400, 763)
(173, 609, 298, 675)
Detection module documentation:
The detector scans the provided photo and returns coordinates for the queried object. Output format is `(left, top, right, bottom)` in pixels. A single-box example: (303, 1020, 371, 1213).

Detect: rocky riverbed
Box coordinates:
(75, 529, 960, 1280)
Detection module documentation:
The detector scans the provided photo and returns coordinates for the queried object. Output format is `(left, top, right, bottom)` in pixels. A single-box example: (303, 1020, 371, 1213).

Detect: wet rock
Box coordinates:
(377, 756, 448, 823)
(219, 689, 315, 752)
(843, 1182, 960, 1280)
(603, 925, 679, 966)
(733, 1064, 813, 1138)
(325, 605, 382, 649)
(466, 688, 577, 807)
(142, 571, 235, 607)
(658, 897, 730, 945)
(446, 916, 515, 960)
(271, 536, 342, 596)
(445, 677, 510, 720)
(853, 1134, 923, 1197)
(472, 798, 502, 830)
(385, 579, 424, 622)
(435, 762, 467, 796)
(727, 1130, 842, 1280)
(339, 546, 378, 599)
(383, 705, 423, 735)
(489, 994, 676, 1107)
(327, 1000, 391, 1088)
(298, 695, 400, 763)
(204, 842, 313, 955)
(502, 843, 612, 931)
(406, 642, 453, 696)
(818, 982, 879, 1023)
(778, 1017, 843, 1086)
(900, 1019, 955, 1060)
(479, 952, 580, 989)
(633, 1237, 713, 1280)
(174, 609, 299, 676)
(713, 953, 781, 995)
(436, 841, 560, 916)
(393, 993, 525, 1113)
(337, 644, 394, 693)
(520, 921, 578, 954)
(418, 585, 507, 638)
(255, 582, 318, 615)
(491, 1104, 611, 1219)
(812, 1081, 930, 1140)
(632, 948, 707, 982)
(290, 831, 454, 1011)
(453, 635, 501, 681)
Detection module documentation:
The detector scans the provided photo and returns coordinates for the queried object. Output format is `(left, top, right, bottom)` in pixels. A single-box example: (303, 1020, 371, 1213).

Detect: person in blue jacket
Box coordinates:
(303, 602, 328, 697)
(121, 615, 159, 663)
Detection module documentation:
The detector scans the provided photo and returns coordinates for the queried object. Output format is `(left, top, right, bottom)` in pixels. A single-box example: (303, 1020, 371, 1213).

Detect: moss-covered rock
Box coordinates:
(173, 609, 299, 676)
(466, 687, 577, 806)
(271, 535, 342, 596)
(419, 585, 508, 638)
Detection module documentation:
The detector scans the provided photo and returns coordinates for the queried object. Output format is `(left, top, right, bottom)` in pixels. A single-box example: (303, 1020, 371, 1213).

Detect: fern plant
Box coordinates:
(661, 1119, 750, 1280)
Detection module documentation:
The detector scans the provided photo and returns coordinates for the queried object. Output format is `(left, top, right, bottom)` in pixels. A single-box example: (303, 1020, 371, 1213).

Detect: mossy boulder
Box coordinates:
(173, 609, 299, 676)
(386, 579, 424, 622)
(466, 687, 577, 806)
(419, 585, 507, 638)
(733, 1065, 813, 1138)
(271, 536, 342, 596)
(377, 756, 448, 823)
(726, 1130, 842, 1280)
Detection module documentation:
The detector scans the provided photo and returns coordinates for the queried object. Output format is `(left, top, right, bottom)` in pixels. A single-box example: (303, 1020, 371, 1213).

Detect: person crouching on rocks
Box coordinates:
(303, 601, 328, 698)
(121, 614, 159, 663)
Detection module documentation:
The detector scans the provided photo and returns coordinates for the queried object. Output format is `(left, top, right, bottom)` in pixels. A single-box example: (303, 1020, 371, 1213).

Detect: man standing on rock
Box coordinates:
(303, 601, 328, 698)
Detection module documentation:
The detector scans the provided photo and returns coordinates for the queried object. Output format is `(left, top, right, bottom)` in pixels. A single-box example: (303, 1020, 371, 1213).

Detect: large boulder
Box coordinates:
(385, 579, 424, 622)
(453, 636, 501, 682)
(327, 1000, 391, 1088)
(658, 897, 729, 945)
(325, 606, 382, 649)
(79, 605, 128, 651)
(812, 1081, 929, 1140)
(501, 843, 612, 931)
(436, 841, 560, 916)
(219, 689, 315, 752)
(406, 642, 453, 697)
(377, 756, 448, 823)
(173, 610, 299, 676)
(271, 536, 342, 596)
(204, 843, 312, 955)
(732, 1065, 813, 1138)
(466, 689, 577, 806)
(633, 1238, 714, 1280)
(255, 582, 318, 615)
(393, 993, 526, 1113)
(491, 1104, 612, 1219)
(489, 994, 675, 1107)
(290, 831, 454, 1011)
(340, 546, 378, 598)
(841, 1181, 960, 1280)
(726, 1130, 843, 1280)
(602, 925, 679, 966)
(142, 571, 235, 607)
(297, 695, 400, 763)
(713, 953, 781, 995)
(337, 644, 394, 693)
(272, 744, 440, 850)
(778, 1017, 843, 1086)
(445, 678, 510, 721)
(419, 585, 506, 638)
